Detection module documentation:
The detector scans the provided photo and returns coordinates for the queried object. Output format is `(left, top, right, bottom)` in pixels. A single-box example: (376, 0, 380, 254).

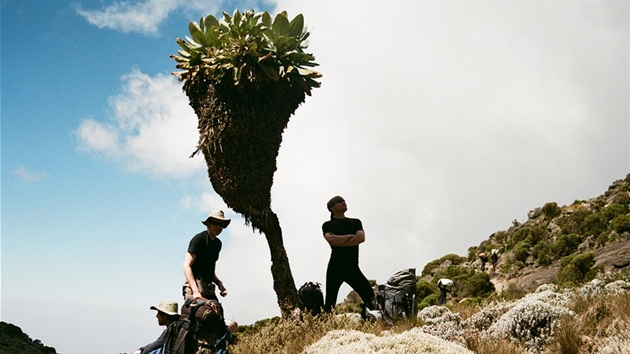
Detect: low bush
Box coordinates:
(556, 252, 597, 287)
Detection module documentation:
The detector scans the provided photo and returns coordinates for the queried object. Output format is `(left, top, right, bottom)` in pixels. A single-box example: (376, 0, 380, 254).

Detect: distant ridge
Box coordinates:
(0, 322, 57, 354)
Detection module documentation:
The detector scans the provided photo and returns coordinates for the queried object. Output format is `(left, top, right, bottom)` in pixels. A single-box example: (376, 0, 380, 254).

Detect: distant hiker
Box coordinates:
(437, 278, 453, 305)
(134, 300, 179, 354)
(183, 210, 231, 301)
(479, 252, 488, 272)
(490, 249, 499, 269)
(322, 196, 376, 315)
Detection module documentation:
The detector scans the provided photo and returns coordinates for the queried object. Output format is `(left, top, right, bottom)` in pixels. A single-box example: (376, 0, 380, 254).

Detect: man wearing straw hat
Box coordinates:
(133, 300, 179, 354)
(183, 210, 231, 300)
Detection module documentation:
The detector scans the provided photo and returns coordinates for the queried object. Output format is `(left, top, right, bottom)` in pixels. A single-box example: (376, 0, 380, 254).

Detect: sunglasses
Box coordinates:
(335, 199, 345, 204)
(207, 220, 225, 227)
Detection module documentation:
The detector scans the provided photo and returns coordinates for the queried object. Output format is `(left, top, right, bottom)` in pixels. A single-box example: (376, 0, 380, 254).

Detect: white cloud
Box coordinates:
(12, 165, 47, 184)
(74, 0, 628, 327)
(76, 0, 180, 35)
(75, 69, 204, 178)
(75, 0, 240, 35)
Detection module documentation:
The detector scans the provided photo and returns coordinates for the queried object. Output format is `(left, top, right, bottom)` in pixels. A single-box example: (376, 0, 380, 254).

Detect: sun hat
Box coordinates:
(202, 210, 231, 228)
(326, 196, 345, 211)
(150, 300, 179, 316)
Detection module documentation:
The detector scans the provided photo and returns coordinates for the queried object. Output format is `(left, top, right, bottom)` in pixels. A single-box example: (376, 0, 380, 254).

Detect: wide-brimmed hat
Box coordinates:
(202, 210, 231, 228)
(150, 300, 178, 316)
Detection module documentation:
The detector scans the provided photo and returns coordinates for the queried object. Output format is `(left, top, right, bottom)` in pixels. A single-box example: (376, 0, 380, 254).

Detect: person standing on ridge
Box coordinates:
(322, 195, 376, 315)
(183, 210, 231, 300)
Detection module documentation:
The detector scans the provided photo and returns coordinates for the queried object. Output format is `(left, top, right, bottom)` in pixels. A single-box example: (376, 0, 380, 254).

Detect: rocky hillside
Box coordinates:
(0, 322, 57, 354)
(417, 174, 630, 304)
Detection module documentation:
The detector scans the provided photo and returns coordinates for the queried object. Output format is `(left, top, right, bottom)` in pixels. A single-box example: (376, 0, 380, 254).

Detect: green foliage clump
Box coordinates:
(556, 252, 598, 287)
(531, 240, 553, 266)
(421, 254, 466, 277)
(611, 214, 630, 234)
(461, 272, 495, 298)
(507, 227, 530, 250)
(467, 246, 478, 262)
(527, 223, 548, 246)
(492, 231, 509, 244)
(418, 294, 438, 310)
(602, 203, 628, 221)
(559, 208, 593, 235)
(416, 280, 437, 301)
(542, 202, 561, 220)
(512, 241, 531, 263)
(171, 10, 321, 92)
(551, 233, 581, 258)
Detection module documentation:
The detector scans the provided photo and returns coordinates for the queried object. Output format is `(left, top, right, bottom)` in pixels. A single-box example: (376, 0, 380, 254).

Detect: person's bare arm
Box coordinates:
(214, 273, 227, 297)
(324, 230, 365, 247)
(183, 252, 202, 299)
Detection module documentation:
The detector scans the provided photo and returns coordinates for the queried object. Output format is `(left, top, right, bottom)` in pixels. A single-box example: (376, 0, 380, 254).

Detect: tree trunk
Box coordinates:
(184, 74, 306, 318)
(250, 210, 302, 318)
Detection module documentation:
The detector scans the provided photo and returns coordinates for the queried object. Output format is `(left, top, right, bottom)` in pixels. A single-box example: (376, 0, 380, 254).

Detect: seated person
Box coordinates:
(134, 300, 179, 354)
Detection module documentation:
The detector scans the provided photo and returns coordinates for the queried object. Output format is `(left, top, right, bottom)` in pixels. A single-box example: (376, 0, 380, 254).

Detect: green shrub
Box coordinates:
(509, 227, 531, 249)
(416, 280, 436, 301)
(462, 272, 495, 298)
(613, 192, 629, 205)
(582, 213, 607, 236)
(532, 241, 553, 266)
(556, 252, 596, 287)
(603, 203, 629, 221)
(468, 247, 478, 262)
(542, 202, 561, 219)
(527, 223, 548, 247)
(421, 254, 466, 276)
(418, 294, 438, 309)
(611, 214, 630, 234)
(560, 208, 593, 235)
(512, 241, 531, 263)
(493, 231, 509, 244)
(551, 233, 581, 257)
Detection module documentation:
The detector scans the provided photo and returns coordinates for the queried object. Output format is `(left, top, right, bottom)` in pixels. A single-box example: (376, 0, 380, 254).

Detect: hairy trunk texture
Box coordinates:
(184, 73, 305, 317)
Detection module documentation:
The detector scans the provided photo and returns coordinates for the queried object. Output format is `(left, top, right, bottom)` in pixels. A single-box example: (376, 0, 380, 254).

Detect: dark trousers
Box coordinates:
(324, 262, 375, 312)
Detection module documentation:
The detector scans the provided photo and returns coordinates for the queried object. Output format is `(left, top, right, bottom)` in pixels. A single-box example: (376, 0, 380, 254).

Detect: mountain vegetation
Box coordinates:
(0, 322, 57, 354)
(230, 174, 630, 353)
(5, 175, 629, 353)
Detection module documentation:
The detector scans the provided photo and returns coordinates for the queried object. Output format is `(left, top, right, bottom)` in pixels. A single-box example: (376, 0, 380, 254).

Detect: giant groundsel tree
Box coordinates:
(171, 10, 321, 317)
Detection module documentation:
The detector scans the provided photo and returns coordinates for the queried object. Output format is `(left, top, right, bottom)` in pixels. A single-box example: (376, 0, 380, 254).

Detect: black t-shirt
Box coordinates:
(187, 230, 222, 282)
(322, 217, 363, 265)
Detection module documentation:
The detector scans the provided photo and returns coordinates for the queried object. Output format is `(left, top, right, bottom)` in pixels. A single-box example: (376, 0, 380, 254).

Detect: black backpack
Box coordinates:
(375, 269, 417, 324)
(298, 282, 324, 316)
(162, 298, 226, 354)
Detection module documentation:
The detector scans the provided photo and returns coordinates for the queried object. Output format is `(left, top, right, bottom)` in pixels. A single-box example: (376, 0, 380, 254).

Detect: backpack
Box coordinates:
(162, 297, 226, 354)
(375, 269, 417, 324)
(298, 282, 324, 316)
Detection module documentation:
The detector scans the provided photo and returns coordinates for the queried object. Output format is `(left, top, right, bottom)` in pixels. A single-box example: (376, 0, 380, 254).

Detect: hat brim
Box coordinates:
(150, 306, 178, 316)
(202, 218, 231, 228)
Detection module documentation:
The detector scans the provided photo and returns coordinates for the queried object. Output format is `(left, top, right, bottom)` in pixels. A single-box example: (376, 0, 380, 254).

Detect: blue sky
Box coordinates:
(2, 1, 628, 353)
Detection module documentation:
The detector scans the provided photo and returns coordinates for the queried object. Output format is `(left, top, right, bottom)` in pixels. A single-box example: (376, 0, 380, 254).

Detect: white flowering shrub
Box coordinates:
(417, 305, 452, 323)
(604, 280, 630, 295)
(534, 283, 558, 293)
(525, 287, 573, 307)
(485, 296, 574, 351)
(595, 335, 630, 354)
(580, 279, 607, 298)
(462, 304, 509, 331)
(303, 328, 474, 354)
(416, 305, 466, 344)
